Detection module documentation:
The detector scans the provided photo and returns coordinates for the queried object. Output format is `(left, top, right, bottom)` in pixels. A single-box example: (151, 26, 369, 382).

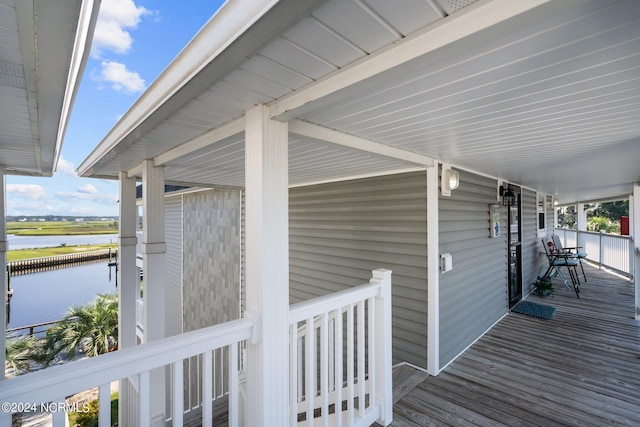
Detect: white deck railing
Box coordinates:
(0, 318, 253, 427)
(289, 269, 393, 427)
(554, 228, 634, 277)
(1, 270, 393, 426)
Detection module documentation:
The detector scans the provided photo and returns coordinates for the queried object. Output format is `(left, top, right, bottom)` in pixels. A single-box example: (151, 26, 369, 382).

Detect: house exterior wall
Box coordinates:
(289, 171, 429, 368)
(438, 171, 509, 369)
(164, 197, 184, 337)
(181, 189, 242, 332)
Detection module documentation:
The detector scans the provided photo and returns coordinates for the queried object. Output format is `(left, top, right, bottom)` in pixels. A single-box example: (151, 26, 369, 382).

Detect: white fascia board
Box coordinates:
(78, 0, 325, 178)
(289, 119, 433, 167)
(52, 0, 101, 173)
(270, 0, 569, 121)
(78, 0, 279, 177)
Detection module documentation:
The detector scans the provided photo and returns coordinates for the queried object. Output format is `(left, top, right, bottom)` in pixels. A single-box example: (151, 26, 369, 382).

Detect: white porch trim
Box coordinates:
(118, 172, 139, 427)
(289, 119, 434, 167)
(426, 164, 440, 375)
(0, 168, 6, 382)
(141, 160, 167, 425)
(244, 104, 289, 425)
(118, 172, 139, 349)
(154, 117, 245, 167)
(633, 184, 640, 320)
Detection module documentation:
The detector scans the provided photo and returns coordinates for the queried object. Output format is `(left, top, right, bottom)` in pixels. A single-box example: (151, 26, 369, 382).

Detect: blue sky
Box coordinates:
(6, 0, 225, 217)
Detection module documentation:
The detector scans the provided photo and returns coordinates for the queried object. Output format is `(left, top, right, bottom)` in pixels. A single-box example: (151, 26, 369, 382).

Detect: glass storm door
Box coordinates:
(508, 189, 522, 308)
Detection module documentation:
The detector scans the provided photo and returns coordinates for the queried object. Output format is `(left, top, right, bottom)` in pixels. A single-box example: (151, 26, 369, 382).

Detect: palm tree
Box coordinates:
(5, 334, 37, 375)
(39, 293, 118, 366)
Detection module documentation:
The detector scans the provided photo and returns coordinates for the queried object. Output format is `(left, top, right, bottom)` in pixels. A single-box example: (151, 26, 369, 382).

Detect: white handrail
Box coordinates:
(0, 318, 253, 425)
(554, 228, 633, 276)
(289, 269, 393, 427)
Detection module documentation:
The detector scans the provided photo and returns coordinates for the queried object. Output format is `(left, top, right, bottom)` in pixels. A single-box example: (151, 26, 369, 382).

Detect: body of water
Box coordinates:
(7, 261, 117, 329)
(8, 233, 117, 250)
(6, 234, 120, 329)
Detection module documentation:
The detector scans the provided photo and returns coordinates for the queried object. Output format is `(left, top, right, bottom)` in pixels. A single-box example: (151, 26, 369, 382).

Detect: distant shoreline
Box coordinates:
(7, 243, 117, 262)
(7, 220, 118, 237)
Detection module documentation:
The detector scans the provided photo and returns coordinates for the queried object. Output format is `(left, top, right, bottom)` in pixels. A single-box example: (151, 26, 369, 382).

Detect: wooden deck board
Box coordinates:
(391, 264, 640, 426)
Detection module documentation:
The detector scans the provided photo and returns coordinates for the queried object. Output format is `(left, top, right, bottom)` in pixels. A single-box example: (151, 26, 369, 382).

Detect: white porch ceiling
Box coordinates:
(0, 0, 99, 177)
(78, 0, 640, 204)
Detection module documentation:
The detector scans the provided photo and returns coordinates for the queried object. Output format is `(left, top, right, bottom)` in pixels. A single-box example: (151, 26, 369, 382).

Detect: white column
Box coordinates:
(119, 172, 139, 348)
(426, 165, 440, 375)
(141, 160, 166, 426)
(632, 184, 640, 320)
(0, 168, 6, 381)
(577, 202, 587, 231)
(118, 172, 139, 426)
(244, 104, 289, 426)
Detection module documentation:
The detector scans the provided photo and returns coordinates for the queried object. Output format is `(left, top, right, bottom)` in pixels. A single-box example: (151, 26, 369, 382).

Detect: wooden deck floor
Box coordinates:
(390, 264, 640, 426)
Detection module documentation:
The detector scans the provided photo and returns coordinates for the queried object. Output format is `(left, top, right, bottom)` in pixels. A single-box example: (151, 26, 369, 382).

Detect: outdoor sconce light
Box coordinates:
(500, 185, 516, 207)
(441, 163, 460, 197)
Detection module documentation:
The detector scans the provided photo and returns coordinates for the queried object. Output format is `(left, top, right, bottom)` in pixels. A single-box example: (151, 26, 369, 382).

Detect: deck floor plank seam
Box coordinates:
(389, 264, 640, 426)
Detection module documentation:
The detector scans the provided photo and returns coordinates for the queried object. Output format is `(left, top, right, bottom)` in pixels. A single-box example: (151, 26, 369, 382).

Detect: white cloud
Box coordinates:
(56, 190, 118, 206)
(55, 156, 78, 177)
(7, 184, 49, 200)
(78, 183, 98, 195)
(92, 0, 151, 57)
(98, 61, 146, 94)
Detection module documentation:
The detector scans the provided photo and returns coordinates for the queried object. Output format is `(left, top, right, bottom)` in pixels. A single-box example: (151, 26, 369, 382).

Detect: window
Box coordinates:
(537, 193, 549, 237)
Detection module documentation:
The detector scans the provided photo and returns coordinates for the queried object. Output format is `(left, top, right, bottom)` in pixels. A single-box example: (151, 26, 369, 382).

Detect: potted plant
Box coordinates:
(533, 277, 554, 297)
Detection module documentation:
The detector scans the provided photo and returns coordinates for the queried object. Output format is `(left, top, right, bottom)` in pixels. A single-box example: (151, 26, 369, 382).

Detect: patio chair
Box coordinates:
(552, 235, 587, 282)
(541, 237, 580, 298)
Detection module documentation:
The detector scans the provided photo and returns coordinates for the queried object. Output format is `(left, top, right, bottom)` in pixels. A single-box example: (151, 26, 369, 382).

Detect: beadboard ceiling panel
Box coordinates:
(0, 0, 98, 176)
(79, 0, 640, 204)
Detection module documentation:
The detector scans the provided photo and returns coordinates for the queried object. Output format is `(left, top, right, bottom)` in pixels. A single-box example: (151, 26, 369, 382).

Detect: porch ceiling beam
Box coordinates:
(154, 116, 245, 167)
(269, 0, 577, 121)
(289, 120, 434, 167)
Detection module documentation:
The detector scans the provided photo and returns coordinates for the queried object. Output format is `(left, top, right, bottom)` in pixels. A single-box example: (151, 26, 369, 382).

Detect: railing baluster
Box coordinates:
(347, 303, 354, 426)
(99, 383, 110, 426)
(305, 318, 315, 425)
(202, 350, 213, 427)
(368, 296, 376, 417)
(229, 343, 239, 427)
(336, 307, 343, 427)
(173, 359, 184, 426)
(289, 322, 298, 427)
(139, 370, 151, 426)
(321, 312, 329, 427)
(357, 300, 365, 418)
(51, 403, 65, 426)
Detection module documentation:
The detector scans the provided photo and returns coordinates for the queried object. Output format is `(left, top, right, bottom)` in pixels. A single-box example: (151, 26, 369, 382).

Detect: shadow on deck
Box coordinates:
(391, 263, 640, 426)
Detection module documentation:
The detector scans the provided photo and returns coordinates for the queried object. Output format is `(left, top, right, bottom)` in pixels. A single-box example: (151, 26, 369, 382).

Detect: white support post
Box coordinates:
(119, 172, 139, 348)
(373, 269, 393, 425)
(633, 184, 640, 320)
(118, 171, 139, 426)
(426, 165, 440, 375)
(577, 202, 587, 252)
(244, 104, 289, 426)
(0, 168, 6, 383)
(141, 160, 167, 426)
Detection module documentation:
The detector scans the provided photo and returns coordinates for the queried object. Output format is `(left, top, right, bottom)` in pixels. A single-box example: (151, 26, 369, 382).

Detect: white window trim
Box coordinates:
(537, 192, 547, 237)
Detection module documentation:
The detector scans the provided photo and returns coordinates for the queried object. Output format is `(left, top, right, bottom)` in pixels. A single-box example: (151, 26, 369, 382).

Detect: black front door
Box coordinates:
(508, 189, 522, 307)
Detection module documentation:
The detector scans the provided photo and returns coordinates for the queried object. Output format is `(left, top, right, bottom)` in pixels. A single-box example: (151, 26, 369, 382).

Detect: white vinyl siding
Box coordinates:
(290, 171, 428, 369)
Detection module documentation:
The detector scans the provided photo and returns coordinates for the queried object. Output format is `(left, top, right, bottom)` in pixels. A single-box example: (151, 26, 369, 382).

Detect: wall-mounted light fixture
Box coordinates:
(441, 163, 460, 197)
(499, 185, 516, 207)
